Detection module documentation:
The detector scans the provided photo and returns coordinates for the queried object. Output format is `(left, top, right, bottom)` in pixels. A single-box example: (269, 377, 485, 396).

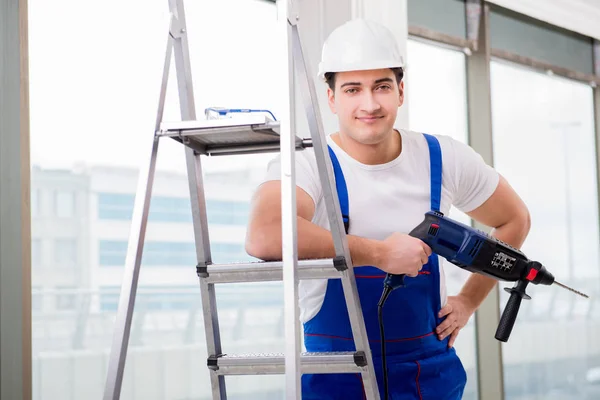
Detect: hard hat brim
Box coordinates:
(317, 59, 405, 80)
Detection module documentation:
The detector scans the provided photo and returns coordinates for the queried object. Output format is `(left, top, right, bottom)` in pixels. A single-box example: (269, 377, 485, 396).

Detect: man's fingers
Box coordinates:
(421, 242, 433, 257)
(436, 316, 453, 334)
(438, 321, 457, 339)
(438, 304, 453, 318)
(439, 322, 458, 340)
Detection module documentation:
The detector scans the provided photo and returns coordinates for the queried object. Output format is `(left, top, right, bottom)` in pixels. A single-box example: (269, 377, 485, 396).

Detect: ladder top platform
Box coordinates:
(157, 116, 312, 156)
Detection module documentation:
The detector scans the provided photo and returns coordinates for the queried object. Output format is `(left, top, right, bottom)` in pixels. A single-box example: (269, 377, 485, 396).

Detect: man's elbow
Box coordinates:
(520, 208, 532, 238)
(510, 207, 531, 245)
(245, 224, 281, 261)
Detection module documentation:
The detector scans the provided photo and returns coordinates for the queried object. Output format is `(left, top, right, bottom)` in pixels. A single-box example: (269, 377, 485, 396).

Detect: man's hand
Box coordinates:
(436, 295, 476, 348)
(377, 233, 432, 277)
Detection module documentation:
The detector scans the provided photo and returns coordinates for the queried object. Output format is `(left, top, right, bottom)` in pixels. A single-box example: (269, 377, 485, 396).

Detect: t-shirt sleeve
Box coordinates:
(448, 138, 500, 213)
(262, 150, 323, 207)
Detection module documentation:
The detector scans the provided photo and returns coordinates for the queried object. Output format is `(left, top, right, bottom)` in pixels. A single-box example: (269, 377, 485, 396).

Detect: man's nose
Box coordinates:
(360, 91, 381, 113)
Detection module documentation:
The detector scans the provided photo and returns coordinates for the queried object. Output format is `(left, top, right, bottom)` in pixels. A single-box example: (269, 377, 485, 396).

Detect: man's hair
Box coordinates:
(324, 67, 404, 91)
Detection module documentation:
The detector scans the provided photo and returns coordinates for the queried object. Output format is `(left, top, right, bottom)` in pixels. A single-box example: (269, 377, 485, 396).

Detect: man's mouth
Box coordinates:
(356, 116, 384, 123)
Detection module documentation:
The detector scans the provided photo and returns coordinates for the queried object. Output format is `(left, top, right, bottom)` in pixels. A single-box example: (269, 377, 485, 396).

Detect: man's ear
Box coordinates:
(327, 87, 337, 114)
(398, 81, 405, 107)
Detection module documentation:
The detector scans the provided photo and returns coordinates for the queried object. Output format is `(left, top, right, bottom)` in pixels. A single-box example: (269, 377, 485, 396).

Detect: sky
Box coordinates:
(28, 0, 286, 174)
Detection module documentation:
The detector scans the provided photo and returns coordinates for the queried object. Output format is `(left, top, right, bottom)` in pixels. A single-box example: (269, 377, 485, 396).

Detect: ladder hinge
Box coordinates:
(169, 14, 185, 39)
(197, 262, 208, 278)
(353, 351, 367, 367)
(207, 354, 224, 371)
(286, 0, 299, 25)
(333, 256, 347, 271)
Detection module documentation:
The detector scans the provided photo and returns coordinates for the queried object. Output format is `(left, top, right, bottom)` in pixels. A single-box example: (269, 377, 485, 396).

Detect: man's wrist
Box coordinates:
(456, 292, 479, 312)
(369, 239, 384, 269)
(348, 235, 384, 268)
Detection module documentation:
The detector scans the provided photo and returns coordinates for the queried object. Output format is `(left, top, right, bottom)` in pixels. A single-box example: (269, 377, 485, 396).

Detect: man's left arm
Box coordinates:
(436, 174, 531, 347)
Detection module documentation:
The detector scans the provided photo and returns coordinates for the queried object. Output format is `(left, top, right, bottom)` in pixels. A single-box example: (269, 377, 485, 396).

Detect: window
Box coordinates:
(406, 38, 479, 400)
(489, 5, 594, 74)
(206, 199, 250, 226)
(212, 242, 254, 263)
(56, 286, 77, 310)
(32, 287, 42, 312)
(55, 191, 75, 218)
(99, 240, 250, 266)
(31, 189, 41, 217)
(142, 242, 196, 266)
(97, 193, 134, 220)
(100, 286, 198, 312)
(99, 287, 119, 312)
(490, 60, 600, 399)
(30, 0, 288, 398)
(54, 239, 77, 266)
(149, 196, 193, 222)
(97, 193, 250, 225)
(32, 239, 42, 268)
(407, 0, 467, 39)
(98, 241, 128, 266)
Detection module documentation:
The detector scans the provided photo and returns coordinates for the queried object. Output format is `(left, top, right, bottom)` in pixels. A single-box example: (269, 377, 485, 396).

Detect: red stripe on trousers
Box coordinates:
(304, 331, 435, 343)
(415, 361, 423, 400)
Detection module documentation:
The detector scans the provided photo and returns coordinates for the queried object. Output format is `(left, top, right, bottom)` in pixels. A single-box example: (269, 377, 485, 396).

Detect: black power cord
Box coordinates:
(377, 285, 393, 400)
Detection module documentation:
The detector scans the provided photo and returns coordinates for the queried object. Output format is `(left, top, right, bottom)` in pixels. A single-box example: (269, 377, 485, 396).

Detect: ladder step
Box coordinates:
(157, 118, 312, 156)
(208, 351, 368, 375)
(197, 258, 342, 284)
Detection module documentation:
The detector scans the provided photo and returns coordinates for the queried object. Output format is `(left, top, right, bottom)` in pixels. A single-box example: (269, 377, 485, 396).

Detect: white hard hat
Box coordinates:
(317, 18, 405, 80)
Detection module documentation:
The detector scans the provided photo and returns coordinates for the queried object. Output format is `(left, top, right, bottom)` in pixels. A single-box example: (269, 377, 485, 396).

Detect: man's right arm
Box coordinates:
(245, 181, 429, 276)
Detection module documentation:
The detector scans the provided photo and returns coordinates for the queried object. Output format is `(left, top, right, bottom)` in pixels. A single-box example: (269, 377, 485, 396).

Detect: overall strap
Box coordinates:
(327, 145, 350, 234)
(423, 133, 443, 212)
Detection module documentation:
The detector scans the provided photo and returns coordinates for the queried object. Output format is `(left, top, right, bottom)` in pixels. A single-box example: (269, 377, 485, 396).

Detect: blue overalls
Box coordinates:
(301, 134, 467, 399)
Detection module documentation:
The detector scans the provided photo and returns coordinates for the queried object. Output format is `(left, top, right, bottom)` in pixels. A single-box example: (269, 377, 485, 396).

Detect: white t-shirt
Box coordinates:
(262, 129, 500, 323)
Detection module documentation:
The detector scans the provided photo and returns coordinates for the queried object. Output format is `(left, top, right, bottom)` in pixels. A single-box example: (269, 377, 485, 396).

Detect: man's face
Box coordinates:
(327, 68, 404, 145)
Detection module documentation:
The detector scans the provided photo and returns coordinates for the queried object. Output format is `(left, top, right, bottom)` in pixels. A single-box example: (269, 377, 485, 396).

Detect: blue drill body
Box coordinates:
(384, 211, 538, 290)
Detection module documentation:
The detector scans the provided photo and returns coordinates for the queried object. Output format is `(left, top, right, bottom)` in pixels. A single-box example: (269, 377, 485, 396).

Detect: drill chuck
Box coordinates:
(522, 261, 555, 286)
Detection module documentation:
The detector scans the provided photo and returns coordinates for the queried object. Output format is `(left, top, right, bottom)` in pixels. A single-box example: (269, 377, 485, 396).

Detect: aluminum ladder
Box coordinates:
(102, 0, 381, 399)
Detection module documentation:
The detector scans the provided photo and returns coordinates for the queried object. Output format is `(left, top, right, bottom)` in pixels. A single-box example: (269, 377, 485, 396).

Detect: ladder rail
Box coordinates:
(169, 0, 228, 398)
(279, 1, 302, 398)
(290, 14, 381, 400)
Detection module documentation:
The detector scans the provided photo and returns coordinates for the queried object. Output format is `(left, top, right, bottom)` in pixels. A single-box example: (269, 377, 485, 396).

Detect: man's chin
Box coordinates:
(352, 130, 391, 145)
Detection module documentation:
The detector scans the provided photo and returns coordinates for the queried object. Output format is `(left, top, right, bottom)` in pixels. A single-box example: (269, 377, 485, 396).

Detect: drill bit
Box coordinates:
(554, 280, 589, 298)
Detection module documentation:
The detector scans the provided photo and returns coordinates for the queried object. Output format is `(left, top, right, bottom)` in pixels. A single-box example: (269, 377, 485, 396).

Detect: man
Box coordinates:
(245, 18, 530, 399)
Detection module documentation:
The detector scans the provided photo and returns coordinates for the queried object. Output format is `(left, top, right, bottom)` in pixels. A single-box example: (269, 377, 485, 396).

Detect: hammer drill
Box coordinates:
(381, 211, 589, 342)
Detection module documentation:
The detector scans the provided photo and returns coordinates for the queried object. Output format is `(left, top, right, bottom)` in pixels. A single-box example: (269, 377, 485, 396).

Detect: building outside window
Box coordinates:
(55, 191, 75, 218)
(54, 238, 77, 267)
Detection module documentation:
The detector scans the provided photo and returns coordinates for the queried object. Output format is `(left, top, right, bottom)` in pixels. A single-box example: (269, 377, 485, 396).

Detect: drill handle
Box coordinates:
(383, 273, 406, 290)
(495, 280, 531, 342)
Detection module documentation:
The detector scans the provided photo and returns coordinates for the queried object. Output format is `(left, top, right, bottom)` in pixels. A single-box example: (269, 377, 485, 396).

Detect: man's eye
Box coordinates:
(377, 85, 391, 91)
(345, 88, 358, 94)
